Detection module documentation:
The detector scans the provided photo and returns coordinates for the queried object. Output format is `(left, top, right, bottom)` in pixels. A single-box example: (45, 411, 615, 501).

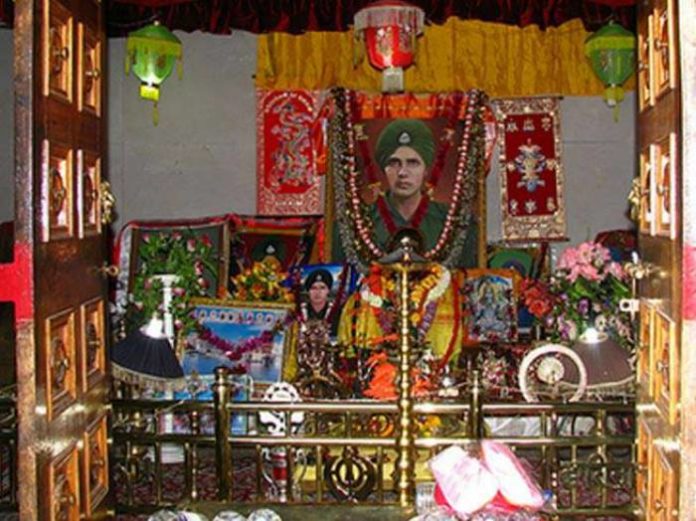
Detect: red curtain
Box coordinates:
(0, 1, 634, 36)
(102, 0, 634, 37)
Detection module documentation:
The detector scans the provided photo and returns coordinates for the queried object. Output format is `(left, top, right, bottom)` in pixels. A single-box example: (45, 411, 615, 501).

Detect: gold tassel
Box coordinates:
(153, 101, 159, 126)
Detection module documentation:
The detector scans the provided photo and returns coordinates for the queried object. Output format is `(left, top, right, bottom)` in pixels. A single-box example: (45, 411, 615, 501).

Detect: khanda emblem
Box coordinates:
(509, 140, 550, 193)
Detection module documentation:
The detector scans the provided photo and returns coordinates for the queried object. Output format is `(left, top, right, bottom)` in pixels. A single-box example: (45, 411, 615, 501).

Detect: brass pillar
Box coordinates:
(213, 366, 233, 500)
(469, 370, 484, 439)
(394, 253, 416, 507)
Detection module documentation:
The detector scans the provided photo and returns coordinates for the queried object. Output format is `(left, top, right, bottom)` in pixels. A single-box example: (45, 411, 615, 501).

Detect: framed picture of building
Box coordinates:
(184, 299, 296, 387)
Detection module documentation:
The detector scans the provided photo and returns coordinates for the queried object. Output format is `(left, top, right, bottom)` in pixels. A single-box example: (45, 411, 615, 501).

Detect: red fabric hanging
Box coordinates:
(0, 1, 634, 35)
(100, 0, 634, 37)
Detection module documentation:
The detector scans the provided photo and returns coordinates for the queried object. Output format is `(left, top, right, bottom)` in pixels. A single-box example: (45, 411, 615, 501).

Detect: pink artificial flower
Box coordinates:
(200, 235, 213, 248)
(173, 286, 186, 297)
(557, 247, 580, 272)
(605, 261, 625, 280)
(187, 238, 197, 252)
(577, 264, 601, 282)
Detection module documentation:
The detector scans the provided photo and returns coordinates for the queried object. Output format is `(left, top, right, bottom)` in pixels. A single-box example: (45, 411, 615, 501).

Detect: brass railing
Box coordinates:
(111, 369, 637, 519)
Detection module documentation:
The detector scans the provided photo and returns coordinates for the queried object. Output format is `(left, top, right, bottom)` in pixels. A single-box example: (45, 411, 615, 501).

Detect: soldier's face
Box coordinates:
(308, 281, 330, 309)
(384, 146, 427, 200)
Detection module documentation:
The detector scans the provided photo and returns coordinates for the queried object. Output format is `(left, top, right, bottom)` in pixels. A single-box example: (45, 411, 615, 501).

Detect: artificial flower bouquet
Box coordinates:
(229, 256, 294, 303)
(521, 241, 633, 350)
(128, 231, 217, 337)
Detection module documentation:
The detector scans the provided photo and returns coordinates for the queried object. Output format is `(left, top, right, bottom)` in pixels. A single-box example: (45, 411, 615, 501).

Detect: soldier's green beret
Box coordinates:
(374, 119, 435, 170)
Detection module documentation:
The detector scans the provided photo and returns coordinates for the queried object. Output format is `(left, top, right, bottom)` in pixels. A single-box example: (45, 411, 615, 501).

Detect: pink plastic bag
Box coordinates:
(481, 440, 544, 510)
(429, 446, 498, 516)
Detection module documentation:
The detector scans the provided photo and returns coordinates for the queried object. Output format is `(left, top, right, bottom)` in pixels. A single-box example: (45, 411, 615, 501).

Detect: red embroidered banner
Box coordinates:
(256, 89, 329, 215)
(493, 97, 566, 242)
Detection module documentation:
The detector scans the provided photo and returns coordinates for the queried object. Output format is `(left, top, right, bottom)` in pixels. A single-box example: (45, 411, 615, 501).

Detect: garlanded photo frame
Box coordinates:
(116, 216, 230, 299)
(183, 298, 297, 388)
(327, 89, 493, 271)
(462, 268, 520, 345)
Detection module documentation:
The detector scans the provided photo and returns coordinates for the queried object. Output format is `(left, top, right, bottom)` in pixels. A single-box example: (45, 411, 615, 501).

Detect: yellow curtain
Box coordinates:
(257, 18, 634, 97)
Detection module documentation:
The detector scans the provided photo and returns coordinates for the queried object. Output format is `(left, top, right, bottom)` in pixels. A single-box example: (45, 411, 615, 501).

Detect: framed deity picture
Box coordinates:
(462, 268, 519, 345)
(184, 299, 296, 387)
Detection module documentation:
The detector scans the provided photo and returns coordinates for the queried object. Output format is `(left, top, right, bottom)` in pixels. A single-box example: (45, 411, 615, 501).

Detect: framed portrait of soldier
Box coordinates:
(327, 89, 492, 269)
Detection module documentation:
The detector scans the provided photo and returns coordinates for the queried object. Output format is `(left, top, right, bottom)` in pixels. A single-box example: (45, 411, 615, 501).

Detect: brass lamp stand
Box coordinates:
(382, 236, 422, 507)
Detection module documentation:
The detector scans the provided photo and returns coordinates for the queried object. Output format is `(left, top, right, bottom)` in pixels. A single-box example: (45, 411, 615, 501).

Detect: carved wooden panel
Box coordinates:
(653, 309, 679, 425)
(638, 301, 654, 395)
(43, 0, 73, 102)
(45, 309, 76, 420)
(655, 133, 677, 239)
(77, 22, 101, 115)
(79, 298, 105, 391)
(652, 0, 678, 100)
(42, 140, 74, 242)
(81, 415, 108, 515)
(639, 146, 655, 235)
(638, 11, 654, 112)
(49, 444, 81, 521)
(650, 444, 679, 519)
(636, 418, 652, 511)
(77, 150, 101, 238)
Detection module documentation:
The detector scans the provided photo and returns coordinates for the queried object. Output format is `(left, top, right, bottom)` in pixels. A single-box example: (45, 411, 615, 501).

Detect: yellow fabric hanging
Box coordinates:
(256, 18, 634, 97)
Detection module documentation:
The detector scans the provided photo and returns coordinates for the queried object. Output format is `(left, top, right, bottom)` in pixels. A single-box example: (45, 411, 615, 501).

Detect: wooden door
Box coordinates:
(636, 0, 696, 519)
(12, 0, 111, 519)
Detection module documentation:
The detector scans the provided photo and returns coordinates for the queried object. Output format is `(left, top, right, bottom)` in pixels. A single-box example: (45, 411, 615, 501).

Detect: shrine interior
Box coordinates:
(0, 1, 692, 520)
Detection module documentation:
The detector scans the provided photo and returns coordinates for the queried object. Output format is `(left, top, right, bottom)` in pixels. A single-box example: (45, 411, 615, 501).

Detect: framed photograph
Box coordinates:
(462, 268, 519, 344)
(486, 243, 548, 279)
(119, 215, 230, 297)
(298, 263, 358, 337)
(228, 214, 321, 291)
(327, 90, 488, 269)
(184, 299, 296, 387)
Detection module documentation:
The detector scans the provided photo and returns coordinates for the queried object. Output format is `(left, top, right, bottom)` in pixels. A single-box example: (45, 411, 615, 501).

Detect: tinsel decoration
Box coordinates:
(331, 87, 488, 272)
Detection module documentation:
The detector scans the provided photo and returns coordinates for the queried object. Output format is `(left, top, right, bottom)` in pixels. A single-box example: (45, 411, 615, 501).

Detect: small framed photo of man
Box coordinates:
(298, 264, 354, 337)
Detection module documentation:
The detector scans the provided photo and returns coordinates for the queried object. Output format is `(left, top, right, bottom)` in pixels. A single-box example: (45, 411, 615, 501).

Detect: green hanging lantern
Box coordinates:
(584, 21, 635, 121)
(125, 21, 183, 125)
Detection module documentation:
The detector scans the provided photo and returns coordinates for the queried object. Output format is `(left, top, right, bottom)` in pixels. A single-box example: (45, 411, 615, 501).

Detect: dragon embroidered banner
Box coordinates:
(256, 89, 329, 215)
(493, 96, 566, 242)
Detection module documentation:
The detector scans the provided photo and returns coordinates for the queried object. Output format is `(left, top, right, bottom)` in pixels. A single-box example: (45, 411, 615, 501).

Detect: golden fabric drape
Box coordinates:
(256, 18, 635, 96)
